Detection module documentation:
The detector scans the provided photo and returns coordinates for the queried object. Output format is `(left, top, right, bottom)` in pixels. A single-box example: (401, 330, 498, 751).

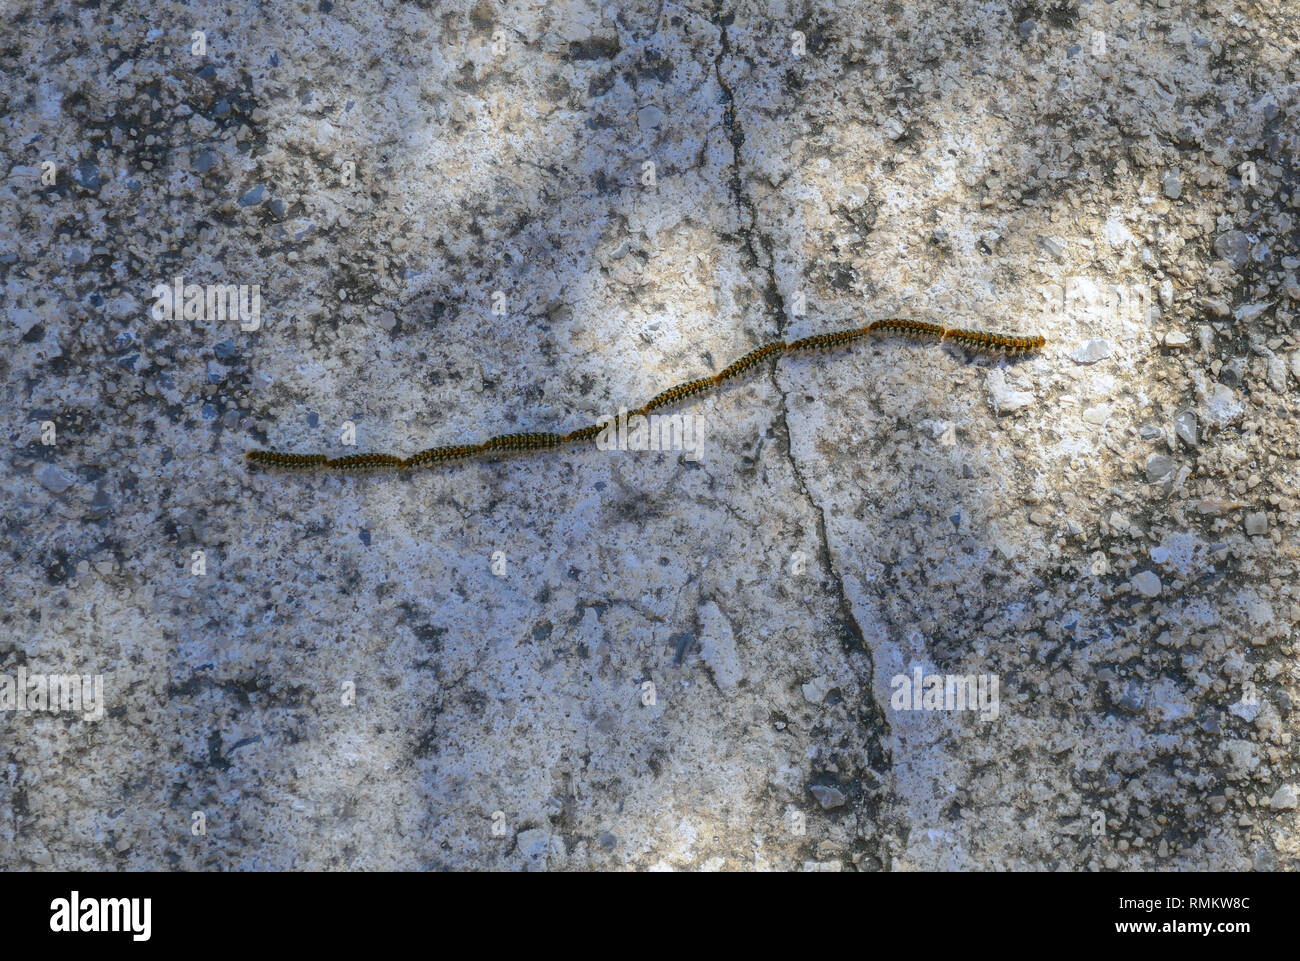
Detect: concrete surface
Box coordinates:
(1, 0, 1298, 870)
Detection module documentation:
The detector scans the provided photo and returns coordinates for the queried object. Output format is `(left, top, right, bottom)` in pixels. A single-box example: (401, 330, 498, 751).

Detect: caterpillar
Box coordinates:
(484, 432, 565, 452)
(866, 319, 947, 341)
(245, 451, 329, 469)
(941, 328, 1046, 354)
(713, 342, 786, 384)
(403, 444, 484, 469)
(638, 377, 719, 415)
(866, 320, 1046, 355)
(327, 453, 404, 471)
(245, 319, 1045, 472)
(563, 424, 604, 444)
(785, 329, 871, 353)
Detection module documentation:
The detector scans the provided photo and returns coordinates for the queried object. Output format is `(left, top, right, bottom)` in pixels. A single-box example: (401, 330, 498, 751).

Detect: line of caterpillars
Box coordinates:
(246, 320, 1045, 472)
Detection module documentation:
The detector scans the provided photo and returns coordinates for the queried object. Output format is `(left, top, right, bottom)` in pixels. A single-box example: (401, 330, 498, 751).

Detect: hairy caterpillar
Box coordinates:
(404, 444, 484, 469)
(638, 377, 718, 415)
(785, 329, 871, 353)
(245, 451, 329, 469)
(867, 320, 1046, 355)
(866, 319, 947, 341)
(484, 432, 565, 452)
(563, 424, 604, 444)
(246, 319, 1044, 472)
(327, 453, 404, 471)
(713, 342, 786, 384)
(941, 328, 1046, 354)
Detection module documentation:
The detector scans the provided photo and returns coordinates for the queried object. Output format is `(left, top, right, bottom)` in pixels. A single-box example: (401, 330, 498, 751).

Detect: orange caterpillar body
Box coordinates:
(942, 328, 1046, 354)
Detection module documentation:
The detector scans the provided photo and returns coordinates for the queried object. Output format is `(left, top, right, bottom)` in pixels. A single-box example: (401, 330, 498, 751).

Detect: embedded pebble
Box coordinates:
(1145, 454, 1176, 482)
(637, 105, 664, 129)
(1233, 302, 1271, 323)
(1223, 740, 1260, 778)
(810, 784, 847, 809)
(986, 369, 1034, 413)
(1244, 512, 1268, 537)
(1213, 230, 1250, 268)
(1269, 785, 1298, 811)
(1173, 410, 1198, 447)
(1071, 339, 1110, 364)
(1162, 171, 1182, 199)
(1229, 699, 1260, 722)
(1163, 330, 1190, 348)
(1202, 383, 1245, 428)
(1130, 571, 1162, 598)
(1038, 235, 1065, 259)
(801, 675, 834, 704)
(515, 829, 553, 870)
(37, 464, 77, 493)
(1266, 356, 1287, 392)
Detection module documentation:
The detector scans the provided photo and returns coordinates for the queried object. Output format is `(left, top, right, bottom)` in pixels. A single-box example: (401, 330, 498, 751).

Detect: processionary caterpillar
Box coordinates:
(245, 451, 329, 469)
(246, 320, 1045, 472)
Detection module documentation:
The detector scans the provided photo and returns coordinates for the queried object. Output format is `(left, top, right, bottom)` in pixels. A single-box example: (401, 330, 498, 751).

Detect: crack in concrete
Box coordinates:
(708, 6, 894, 854)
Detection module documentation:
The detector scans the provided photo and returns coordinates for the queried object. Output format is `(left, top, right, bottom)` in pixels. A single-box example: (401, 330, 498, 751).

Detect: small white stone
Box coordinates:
(1173, 410, 1198, 447)
(1130, 571, 1162, 598)
(1071, 339, 1110, 364)
(1082, 405, 1109, 425)
(1145, 454, 1176, 482)
(1270, 784, 1298, 810)
(801, 675, 833, 704)
(1202, 383, 1244, 428)
(810, 784, 846, 809)
(1223, 740, 1260, 778)
(1229, 699, 1260, 722)
(1163, 330, 1190, 348)
(986, 369, 1034, 413)
(37, 464, 77, 493)
(1233, 301, 1272, 322)
(637, 105, 664, 129)
(1267, 356, 1287, 392)
(1104, 215, 1134, 248)
(516, 829, 553, 870)
(1244, 512, 1268, 536)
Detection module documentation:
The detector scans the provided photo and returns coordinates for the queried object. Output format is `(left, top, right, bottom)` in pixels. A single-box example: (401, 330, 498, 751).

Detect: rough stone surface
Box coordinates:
(3, 0, 1299, 872)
